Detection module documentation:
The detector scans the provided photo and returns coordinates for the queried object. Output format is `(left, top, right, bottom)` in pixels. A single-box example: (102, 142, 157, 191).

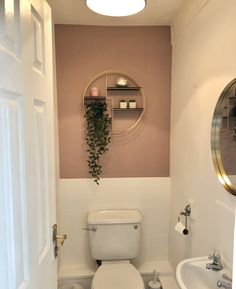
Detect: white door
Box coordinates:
(0, 0, 57, 289)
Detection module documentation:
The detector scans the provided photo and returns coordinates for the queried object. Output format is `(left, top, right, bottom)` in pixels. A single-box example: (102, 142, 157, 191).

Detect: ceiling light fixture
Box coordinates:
(86, 0, 146, 17)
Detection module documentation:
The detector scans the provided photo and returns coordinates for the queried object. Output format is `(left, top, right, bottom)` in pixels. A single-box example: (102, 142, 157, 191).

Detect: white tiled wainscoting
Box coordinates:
(58, 178, 171, 269)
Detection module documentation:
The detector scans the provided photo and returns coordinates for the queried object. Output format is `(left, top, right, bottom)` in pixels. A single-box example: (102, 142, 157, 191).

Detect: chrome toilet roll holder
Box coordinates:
(178, 204, 191, 235)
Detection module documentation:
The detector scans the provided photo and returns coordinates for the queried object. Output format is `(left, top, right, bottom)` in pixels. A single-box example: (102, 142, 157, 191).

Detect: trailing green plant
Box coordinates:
(84, 100, 111, 184)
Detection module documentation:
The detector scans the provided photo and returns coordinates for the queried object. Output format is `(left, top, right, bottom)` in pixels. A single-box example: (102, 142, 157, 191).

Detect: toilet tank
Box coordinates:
(87, 209, 142, 260)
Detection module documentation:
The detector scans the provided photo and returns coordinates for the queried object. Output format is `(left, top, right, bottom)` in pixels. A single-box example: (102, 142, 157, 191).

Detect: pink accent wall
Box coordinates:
(55, 25, 171, 178)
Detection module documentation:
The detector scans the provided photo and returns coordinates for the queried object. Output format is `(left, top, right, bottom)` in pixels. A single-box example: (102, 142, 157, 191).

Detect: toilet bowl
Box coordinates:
(92, 261, 144, 289)
(86, 209, 144, 289)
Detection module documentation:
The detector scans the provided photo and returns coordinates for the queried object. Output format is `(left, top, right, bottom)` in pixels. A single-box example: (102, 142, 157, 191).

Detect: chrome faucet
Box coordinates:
(217, 273, 232, 289)
(206, 252, 223, 270)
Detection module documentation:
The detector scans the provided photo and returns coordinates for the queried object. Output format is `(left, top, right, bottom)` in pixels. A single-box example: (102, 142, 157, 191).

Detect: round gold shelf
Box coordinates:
(83, 70, 145, 135)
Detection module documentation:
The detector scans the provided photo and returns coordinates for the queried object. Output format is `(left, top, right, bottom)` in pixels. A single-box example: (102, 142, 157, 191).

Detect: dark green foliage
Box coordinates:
(84, 101, 111, 185)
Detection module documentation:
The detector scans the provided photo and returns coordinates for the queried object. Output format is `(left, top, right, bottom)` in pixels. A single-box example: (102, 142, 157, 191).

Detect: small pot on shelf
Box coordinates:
(120, 100, 127, 109)
(116, 77, 128, 87)
(90, 86, 99, 97)
(129, 100, 136, 109)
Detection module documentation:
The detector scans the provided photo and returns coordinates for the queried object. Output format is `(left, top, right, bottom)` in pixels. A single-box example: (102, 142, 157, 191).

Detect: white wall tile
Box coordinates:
(58, 178, 170, 269)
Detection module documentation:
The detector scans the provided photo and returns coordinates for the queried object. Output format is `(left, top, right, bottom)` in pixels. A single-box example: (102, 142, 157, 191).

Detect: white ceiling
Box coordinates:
(47, 0, 186, 26)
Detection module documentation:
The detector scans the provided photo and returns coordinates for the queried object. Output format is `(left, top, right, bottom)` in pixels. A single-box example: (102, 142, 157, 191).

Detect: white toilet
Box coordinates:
(87, 209, 144, 289)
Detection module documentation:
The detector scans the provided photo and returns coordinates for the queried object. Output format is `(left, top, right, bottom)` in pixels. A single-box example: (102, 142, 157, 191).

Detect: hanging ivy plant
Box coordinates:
(84, 100, 111, 184)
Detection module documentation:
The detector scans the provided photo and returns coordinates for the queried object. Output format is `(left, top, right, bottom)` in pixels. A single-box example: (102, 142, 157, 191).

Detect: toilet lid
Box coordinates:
(92, 263, 144, 289)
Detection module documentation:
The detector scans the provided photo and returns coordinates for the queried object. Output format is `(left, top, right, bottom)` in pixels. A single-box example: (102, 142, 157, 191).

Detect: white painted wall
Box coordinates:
(169, 0, 236, 270)
(58, 178, 170, 270)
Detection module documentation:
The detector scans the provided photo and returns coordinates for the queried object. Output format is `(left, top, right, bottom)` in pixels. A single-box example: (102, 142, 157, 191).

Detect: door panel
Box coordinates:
(0, 89, 29, 289)
(33, 101, 50, 264)
(0, 0, 20, 56)
(31, 5, 44, 73)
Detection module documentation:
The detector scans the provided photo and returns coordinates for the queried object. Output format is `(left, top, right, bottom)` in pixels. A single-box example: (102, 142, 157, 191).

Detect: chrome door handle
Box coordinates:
(83, 226, 97, 232)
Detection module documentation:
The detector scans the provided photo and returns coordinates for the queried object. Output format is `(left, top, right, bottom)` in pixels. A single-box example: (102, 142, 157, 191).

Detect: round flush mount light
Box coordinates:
(86, 0, 146, 17)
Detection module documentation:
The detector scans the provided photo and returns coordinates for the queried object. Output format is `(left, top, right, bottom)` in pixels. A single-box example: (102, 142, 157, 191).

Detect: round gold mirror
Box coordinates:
(211, 79, 236, 196)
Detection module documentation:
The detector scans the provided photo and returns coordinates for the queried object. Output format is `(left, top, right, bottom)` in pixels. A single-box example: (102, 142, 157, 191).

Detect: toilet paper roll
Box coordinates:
(175, 221, 189, 235)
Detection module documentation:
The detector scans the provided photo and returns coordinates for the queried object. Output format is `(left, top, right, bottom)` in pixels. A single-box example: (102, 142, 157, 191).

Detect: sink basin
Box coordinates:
(176, 256, 228, 289)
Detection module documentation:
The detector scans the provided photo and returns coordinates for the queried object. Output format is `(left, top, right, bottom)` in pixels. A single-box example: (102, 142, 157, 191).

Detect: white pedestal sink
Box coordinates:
(176, 257, 230, 289)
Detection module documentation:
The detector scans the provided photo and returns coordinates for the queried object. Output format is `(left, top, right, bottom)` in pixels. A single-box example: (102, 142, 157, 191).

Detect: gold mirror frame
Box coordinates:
(211, 78, 236, 196)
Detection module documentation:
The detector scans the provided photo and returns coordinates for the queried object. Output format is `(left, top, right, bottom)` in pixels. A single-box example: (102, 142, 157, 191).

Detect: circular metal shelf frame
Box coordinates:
(83, 70, 145, 135)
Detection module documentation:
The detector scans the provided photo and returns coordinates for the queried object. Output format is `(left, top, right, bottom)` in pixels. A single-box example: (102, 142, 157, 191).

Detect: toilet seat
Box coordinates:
(92, 262, 144, 289)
